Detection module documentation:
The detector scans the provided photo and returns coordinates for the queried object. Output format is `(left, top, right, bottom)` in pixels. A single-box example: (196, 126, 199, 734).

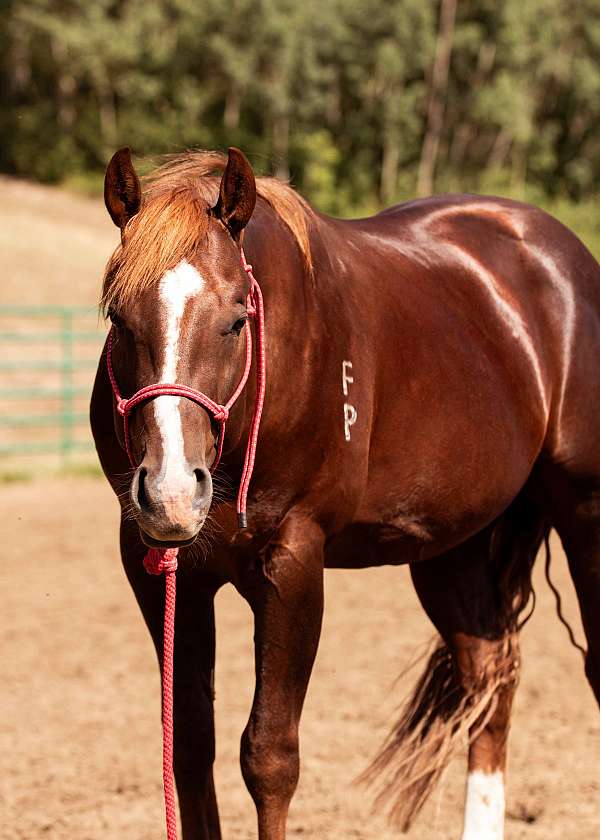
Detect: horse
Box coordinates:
(91, 145, 600, 840)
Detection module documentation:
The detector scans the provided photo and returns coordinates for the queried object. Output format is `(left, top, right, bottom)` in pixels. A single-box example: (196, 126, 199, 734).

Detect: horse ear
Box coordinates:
(104, 147, 141, 229)
(213, 147, 256, 238)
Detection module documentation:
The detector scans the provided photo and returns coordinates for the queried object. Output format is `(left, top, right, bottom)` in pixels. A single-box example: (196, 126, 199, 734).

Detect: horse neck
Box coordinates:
(220, 207, 324, 460)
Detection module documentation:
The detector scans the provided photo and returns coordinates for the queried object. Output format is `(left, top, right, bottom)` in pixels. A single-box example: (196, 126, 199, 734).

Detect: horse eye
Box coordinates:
(230, 315, 248, 335)
(108, 308, 123, 328)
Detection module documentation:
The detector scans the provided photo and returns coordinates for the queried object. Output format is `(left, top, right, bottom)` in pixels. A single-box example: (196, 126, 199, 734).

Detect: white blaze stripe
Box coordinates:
(461, 771, 505, 840)
(154, 260, 204, 491)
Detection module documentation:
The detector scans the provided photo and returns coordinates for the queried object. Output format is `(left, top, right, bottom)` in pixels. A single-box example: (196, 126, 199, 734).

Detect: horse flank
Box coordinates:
(101, 150, 314, 313)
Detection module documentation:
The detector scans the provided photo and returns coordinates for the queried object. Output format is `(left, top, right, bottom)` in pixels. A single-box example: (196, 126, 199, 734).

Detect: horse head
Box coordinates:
(102, 147, 257, 547)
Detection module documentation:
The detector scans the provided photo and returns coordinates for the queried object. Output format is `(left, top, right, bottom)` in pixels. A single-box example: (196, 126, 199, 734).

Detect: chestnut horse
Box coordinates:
(91, 146, 599, 840)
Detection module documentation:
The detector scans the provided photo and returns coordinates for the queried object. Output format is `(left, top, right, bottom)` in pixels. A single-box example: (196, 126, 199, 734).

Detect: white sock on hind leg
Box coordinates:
(461, 770, 505, 840)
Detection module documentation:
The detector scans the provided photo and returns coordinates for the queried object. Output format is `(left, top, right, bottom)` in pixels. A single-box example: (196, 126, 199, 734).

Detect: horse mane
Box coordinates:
(102, 150, 314, 312)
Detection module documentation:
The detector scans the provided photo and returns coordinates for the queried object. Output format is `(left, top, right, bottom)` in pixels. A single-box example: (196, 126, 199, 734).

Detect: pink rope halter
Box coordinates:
(106, 248, 265, 840)
(107, 248, 265, 529)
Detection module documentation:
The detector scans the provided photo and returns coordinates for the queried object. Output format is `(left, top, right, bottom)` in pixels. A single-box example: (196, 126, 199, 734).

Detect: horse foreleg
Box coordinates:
(120, 521, 222, 840)
(237, 515, 324, 840)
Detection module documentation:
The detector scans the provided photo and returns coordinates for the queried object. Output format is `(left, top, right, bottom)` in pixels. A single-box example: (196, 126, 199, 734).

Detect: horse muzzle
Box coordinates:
(130, 462, 212, 545)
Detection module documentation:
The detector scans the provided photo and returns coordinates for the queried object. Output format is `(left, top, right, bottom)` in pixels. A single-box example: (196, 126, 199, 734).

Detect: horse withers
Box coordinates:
(91, 146, 600, 840)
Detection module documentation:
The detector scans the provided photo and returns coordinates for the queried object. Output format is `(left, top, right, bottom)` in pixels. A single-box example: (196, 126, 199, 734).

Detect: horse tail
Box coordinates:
(361, 500, 545, 831)
(359, 639, 515, 831)
(543, 533, 586, 659)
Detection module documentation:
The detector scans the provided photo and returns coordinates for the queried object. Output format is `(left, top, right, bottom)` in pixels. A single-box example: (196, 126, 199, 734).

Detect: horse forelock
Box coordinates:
(101, 150, 313, 313)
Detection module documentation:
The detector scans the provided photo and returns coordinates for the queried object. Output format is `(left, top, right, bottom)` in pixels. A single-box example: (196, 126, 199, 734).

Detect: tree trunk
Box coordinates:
(380, 127, 400, 207)
(272, 110, 290, 180)
(51, 38, 76, 130)
(224, 86, 241, 131)
(449, 42, 496, 170)
(93, 65, 118, 156)
(10, 22, 31, 94)
(380, 84, 403, 207)
(487, 127, 512, 171)
(510, 143, 527, 197)
(416, 0, 457, 197)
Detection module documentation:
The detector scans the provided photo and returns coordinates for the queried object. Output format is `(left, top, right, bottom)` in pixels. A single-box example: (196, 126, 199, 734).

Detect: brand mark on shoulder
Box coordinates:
(342, 360, 357, 442)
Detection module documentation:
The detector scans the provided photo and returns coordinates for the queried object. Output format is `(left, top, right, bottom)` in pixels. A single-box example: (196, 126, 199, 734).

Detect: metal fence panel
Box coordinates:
(0, 306, 105, 463)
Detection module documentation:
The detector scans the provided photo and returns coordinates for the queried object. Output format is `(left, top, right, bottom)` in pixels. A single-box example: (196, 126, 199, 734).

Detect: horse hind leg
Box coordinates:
(363, 495, 545, 838)
(457, 635, 518, 840)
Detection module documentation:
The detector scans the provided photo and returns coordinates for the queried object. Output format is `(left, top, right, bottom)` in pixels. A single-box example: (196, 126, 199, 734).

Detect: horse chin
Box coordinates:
(138, 510, 209, 549)
(140, 529, 199, 550)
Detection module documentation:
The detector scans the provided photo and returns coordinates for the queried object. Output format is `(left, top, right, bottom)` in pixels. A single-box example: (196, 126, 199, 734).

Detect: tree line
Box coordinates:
(2, 0, 600, 214)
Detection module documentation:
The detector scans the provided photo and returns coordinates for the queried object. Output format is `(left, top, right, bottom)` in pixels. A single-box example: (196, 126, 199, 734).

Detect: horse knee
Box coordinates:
(240, 724, 299, 805)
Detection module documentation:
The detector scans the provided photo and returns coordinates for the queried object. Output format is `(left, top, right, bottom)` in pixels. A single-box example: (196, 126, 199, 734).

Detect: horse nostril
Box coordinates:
(193, 467, 212, 510)
(137, 467, 150, 512)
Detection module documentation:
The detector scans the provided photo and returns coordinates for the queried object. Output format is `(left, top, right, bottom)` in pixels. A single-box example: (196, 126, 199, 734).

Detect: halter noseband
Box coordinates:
(106, 248, 265, 529)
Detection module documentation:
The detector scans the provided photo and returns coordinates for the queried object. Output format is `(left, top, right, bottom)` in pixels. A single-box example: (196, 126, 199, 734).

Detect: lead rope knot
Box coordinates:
(144, 547, 179, 575)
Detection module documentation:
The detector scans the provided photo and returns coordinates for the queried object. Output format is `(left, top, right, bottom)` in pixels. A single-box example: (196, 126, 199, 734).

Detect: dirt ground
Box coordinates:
(0, 175, 117, 307)
(2, 476, 599, 840)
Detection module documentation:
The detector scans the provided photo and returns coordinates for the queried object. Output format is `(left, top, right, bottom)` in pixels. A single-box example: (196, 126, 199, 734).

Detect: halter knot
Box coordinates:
(117, 398, 128, 416)
(144, 547, 179, 576)
(246, 280, 259, 317)
(213, 406, 229, 422)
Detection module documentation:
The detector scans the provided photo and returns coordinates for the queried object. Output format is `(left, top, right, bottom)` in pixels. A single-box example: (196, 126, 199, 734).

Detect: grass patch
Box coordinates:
(59, 461, 103, 479)
(0, 469, 34, 484)
(0, 460, 103, 484)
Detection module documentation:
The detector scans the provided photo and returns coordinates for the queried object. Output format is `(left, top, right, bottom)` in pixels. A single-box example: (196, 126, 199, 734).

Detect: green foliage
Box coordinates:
(2, 0, 600, 216)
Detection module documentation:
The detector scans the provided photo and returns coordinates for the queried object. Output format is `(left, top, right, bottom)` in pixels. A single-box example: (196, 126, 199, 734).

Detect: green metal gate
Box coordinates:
(0, 306, 105, 464)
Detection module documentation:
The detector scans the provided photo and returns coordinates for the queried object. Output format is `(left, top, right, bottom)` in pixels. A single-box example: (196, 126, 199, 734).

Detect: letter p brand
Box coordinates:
(344, 403, 357, 442)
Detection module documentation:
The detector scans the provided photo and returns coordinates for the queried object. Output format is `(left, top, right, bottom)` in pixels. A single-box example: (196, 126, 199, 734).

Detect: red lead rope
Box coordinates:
(107, 249, 265, 840)
(144, 547, 179, 838)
